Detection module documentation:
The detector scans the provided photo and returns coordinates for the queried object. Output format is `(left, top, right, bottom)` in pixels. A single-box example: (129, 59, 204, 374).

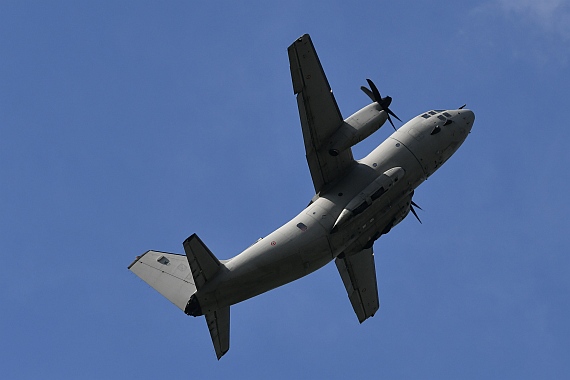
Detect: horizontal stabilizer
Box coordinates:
(183, 234, 222, 290)
(335, 247, 379, 323)
(129, 251, 197, 311)
(205, 307, 230, 360)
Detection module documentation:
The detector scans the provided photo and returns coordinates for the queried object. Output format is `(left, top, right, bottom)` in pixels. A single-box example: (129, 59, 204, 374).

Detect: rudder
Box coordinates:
(183, 233, 222, 290)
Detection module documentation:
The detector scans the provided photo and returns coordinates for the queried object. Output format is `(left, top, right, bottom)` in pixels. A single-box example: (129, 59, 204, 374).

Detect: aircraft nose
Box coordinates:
(461, 109, 475, 131)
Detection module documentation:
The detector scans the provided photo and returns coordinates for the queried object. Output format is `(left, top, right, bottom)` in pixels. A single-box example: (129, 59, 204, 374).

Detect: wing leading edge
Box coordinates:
(288, 34, 355, 194)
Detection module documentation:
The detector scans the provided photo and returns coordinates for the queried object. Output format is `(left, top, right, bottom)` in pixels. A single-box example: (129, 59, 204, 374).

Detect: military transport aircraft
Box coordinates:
(128, 34, 474, 359)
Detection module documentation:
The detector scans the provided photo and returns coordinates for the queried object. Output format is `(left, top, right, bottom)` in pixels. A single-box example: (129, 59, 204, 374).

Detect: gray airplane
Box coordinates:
(128, 34, 474, 359)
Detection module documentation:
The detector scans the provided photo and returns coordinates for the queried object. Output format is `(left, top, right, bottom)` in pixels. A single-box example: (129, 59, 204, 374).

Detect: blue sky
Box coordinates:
(1, 1, 569, 378)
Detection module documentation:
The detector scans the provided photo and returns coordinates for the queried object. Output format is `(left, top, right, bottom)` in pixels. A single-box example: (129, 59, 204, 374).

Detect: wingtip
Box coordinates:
(127, 256, 140, 270)
(183, 233, 199, 245)
(216, 348, 229, 360)
(127, 251, 150, 269)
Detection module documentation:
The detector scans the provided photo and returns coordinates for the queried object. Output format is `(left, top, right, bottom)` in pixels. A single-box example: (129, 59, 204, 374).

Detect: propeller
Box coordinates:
(410, 200, 423, 224)
(361, 78, 402, 130)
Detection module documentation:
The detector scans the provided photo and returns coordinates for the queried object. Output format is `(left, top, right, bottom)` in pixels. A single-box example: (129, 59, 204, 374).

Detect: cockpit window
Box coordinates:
(444, 119, 453, 126)
(434, 109, 445, 112)
(421, 114, 430, 119)
(431, 125, 441, 135)
(443, 112, 452, 117)
(437, 115, 446, 121)
(428, 111, 437, 115)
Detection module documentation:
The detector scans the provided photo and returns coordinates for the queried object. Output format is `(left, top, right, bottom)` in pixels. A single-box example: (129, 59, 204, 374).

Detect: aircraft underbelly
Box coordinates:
(324, 138, 425, 254)
(212, 222, 334, 308)
(201, 137, 428, 310)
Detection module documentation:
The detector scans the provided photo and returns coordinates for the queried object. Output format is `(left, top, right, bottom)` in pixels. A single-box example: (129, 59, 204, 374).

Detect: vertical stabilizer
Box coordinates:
(205, 306, 230, 360)
(183, 234, 222, 290)
(183, 234, 231, 359)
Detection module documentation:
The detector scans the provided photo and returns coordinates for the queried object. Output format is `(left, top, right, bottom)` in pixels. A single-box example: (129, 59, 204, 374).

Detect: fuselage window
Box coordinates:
(371, 187, 386, 201)
(297, 223, 308, 231)
(352, 202, 369, 216)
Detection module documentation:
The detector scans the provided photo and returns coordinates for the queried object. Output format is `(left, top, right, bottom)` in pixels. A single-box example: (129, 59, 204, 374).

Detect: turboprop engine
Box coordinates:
(327, 79, 401, 156)
(327, 103, 388, 156)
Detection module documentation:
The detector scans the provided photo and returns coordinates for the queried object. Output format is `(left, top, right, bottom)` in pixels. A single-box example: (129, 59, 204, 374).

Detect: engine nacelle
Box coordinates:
(327, 103, 388, 156)
(332, 167, 405, 229)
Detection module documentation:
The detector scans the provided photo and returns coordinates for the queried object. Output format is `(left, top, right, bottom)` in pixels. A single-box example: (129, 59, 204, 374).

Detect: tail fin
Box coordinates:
(183, 234, 230, 359)
(128, 250, 197, 311)
(129, 234, 231, 359)
(182, 233, 222, 290)
(206, 307, 230, 359)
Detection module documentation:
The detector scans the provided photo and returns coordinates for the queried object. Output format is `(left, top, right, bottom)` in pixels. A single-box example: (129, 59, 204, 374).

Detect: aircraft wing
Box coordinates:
(288, 34, 355, 194)
(335, 247, 379, 323)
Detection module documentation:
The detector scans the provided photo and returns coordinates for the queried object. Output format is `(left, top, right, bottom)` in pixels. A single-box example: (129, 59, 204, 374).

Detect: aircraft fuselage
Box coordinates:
(129, 33, 475, 359)
(187, 108, 474, 316)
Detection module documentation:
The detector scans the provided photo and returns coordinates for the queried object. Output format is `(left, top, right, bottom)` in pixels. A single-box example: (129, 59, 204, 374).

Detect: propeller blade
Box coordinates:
(366, 79, 382, 102)
(387, 114, 396, 131)
(386, 108, 402, 123)
(360, 86, 375, 102)
(410, 199, 422, 224)
(363, 78, 402, 130)
(411, 201, 422, 211)
(410, 205, 422, 224)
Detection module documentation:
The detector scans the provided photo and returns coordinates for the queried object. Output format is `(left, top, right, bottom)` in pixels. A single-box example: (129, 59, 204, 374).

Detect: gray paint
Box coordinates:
(128, 34, 474, 359)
